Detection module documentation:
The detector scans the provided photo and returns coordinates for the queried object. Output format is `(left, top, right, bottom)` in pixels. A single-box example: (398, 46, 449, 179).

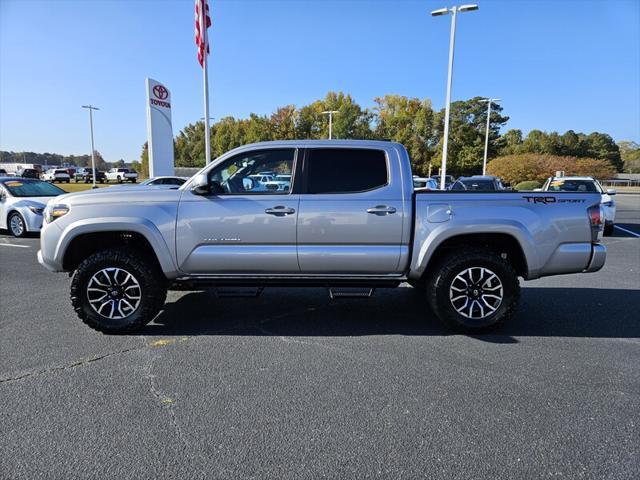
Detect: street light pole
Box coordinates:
(480, 98, 500, 175)
(81, 105, 100, 189)
(431, 4, 478, 190)
(321, 110, 339, 139)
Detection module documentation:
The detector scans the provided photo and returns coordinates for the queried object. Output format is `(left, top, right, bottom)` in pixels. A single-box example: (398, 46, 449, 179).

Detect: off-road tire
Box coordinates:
(117, 176, 123, 183)
(426, 248, 520, 333)
(70, 248, 167, 334)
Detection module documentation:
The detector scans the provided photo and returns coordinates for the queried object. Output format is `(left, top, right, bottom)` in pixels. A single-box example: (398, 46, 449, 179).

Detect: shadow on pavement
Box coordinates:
(140, 286, 640, 341)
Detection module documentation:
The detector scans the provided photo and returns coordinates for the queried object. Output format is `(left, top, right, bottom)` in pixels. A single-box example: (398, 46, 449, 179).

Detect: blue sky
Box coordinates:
(1, 0, 639, 161)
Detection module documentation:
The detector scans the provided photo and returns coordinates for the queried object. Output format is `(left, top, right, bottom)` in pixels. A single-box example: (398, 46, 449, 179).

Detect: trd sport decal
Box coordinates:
(522, 196, 586, 204)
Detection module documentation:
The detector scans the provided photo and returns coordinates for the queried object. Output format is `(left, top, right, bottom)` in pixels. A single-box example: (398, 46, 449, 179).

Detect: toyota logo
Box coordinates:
(153, 85, 168, 100)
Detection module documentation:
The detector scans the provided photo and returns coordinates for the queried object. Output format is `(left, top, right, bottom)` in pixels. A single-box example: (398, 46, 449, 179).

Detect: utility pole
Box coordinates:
(321, 110, 339, 139)
(480, 98, 500, 175)
(431, 4, 478, 190)
(82, 105, 100, 189)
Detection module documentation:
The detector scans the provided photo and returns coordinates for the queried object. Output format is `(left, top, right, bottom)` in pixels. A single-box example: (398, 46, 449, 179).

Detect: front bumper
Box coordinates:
(585, 244, 606, 273)
(37, 249, 58, 272)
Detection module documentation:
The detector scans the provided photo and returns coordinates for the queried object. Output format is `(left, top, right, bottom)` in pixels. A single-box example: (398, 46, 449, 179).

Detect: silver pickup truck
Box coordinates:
(38, 140, 606, 333)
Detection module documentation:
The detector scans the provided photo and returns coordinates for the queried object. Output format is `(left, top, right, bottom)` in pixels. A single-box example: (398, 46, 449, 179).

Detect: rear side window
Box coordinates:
(306, 148, 388, 194)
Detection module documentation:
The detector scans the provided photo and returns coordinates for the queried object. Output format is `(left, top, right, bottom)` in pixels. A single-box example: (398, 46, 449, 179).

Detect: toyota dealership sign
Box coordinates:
(145, 78, 174, 177)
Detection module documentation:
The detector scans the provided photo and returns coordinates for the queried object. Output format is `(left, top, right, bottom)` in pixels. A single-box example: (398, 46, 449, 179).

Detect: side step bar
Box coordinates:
(328, 287, 375, 299)
(214, 287, 264, 298)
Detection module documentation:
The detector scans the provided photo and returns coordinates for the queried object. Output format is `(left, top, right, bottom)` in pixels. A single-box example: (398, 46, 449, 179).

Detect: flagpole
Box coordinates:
(201, 0, 212, 165)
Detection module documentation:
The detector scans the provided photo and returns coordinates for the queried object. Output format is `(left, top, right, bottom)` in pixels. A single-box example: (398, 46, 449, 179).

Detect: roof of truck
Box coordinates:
(234, 139, 402, 149)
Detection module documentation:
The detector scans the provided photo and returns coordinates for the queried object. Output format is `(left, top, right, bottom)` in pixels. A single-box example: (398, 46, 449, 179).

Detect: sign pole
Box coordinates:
(201, 1, 212, 165)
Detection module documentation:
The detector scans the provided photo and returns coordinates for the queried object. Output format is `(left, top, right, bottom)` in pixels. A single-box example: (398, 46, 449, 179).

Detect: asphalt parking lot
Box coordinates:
(1, 194, 639, 479)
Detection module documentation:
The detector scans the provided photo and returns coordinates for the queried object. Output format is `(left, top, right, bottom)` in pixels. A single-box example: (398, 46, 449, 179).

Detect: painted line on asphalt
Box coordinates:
(0, 243, 30, 248)
(614, 225, 640, 238)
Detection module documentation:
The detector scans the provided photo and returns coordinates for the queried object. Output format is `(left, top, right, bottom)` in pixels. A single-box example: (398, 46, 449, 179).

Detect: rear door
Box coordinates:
(296, 147, 405, 274)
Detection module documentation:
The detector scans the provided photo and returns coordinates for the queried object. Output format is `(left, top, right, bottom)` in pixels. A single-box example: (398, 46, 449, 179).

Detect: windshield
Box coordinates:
(2, 179, 65, 197)
(547, 179, 600, 193)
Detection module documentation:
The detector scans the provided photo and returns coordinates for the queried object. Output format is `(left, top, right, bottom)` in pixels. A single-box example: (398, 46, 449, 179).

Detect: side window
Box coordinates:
(306, 148, 387, 194)
(208, 149, 295, 195)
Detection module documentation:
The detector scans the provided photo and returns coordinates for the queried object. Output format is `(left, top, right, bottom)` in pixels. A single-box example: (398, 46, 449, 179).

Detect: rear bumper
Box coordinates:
(585, 244, 606, 273)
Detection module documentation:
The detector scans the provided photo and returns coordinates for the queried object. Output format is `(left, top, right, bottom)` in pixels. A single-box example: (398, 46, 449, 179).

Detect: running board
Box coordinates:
(328, 287, 375, 299)
(214, 287, 264, 298)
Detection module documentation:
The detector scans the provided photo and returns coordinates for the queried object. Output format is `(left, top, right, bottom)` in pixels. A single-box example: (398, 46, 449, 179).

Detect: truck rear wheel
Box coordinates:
(70, 248, 167, 334)
(426, 249, 520, 332)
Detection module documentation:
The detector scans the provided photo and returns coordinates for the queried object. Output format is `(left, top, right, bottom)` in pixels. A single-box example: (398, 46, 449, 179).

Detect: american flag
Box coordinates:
(195, 0, 211, 68)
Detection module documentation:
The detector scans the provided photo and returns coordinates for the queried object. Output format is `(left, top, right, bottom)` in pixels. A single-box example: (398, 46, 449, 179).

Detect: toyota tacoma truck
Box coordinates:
(38, 140, 607, 333)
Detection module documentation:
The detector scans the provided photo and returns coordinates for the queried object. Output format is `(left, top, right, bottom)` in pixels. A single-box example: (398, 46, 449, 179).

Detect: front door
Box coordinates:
(176, 148, 299, 274)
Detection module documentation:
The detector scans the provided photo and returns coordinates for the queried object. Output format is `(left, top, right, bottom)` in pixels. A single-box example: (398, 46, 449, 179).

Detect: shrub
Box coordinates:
(514, 181, 541, 191)
(487, 154, 616, 185)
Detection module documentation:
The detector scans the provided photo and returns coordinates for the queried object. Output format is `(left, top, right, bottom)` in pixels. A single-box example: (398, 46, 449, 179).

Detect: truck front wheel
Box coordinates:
(426, 249, 520, 332)
(70, 248, 167, 333)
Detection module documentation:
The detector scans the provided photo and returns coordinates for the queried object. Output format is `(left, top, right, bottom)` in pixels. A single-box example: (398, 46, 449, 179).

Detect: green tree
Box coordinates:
(374, 94, 435, 175)
(140, 142, 149, 178)
(618, 140, 640, 173)
(432, 97, 509, 176)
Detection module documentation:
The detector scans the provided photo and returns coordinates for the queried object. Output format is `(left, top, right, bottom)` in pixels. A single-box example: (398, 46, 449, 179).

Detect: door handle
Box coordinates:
(265, 206, 296, 216)
(367, 205, 397, 216)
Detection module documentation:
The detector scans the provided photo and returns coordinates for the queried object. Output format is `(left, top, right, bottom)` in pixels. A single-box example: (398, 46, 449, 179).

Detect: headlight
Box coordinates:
(44, 204, 69, 223)
(27, 206, 45, 215)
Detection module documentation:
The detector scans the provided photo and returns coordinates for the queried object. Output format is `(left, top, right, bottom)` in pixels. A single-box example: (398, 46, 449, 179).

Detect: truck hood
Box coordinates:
(54, 186, 183, 206)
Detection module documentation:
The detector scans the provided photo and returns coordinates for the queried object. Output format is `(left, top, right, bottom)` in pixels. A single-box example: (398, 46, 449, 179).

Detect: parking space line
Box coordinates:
(614, 225, 640, 238)
(0, 243, 30, 248)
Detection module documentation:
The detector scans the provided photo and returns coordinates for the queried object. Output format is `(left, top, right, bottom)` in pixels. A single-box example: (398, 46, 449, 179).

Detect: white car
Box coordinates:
(541, 176, 617, 235)
(413, 176, 439, 190)
(42, 168, 71, 183)
(139, 176, 186, 187)
(0, 177, 66, 237)
(106, 168, 138, 183)
(264, 174, 292, 192)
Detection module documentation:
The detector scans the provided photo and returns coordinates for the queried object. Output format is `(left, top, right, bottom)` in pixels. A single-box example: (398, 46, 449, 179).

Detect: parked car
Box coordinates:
(263, 174, 292, 192)
(139, 176, 186, 187)
(42, 168, 71, 183)
(0, 177, 66, 237)
(38, 140, 607, 334)
(106, 168, 138, 183)
(450, 175, 508, 191)
(65, 168, 77, 177)
(430, 175, 455, 189)
(74, 168, 105, 183)
(16, 168, 40, 179)
(413, 177, 439, 190)
(541, 176, 616, 235)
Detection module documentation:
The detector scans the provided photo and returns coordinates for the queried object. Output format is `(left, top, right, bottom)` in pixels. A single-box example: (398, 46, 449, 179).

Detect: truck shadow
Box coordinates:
(141, 286, 640, 341)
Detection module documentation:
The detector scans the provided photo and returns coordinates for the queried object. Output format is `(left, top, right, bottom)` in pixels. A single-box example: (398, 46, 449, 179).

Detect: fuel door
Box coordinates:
(427, 203, 452, 223)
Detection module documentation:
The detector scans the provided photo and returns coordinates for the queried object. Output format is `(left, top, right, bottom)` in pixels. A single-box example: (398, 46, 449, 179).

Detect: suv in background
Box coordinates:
(430, 175, 455, 189)
(16, 168, 40, 179)
(106, 168, 138, 183)
(450, 175, 507, 191)
(541, 176, 617, 235)
(74, 168, 105, 183)
(42, 169, 71, 183)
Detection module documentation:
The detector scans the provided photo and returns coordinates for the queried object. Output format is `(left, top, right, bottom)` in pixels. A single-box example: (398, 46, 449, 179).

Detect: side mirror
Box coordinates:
(0, 192, 5, 202)
(190, 173, 211, 195)
(606, 188, 617, 195)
